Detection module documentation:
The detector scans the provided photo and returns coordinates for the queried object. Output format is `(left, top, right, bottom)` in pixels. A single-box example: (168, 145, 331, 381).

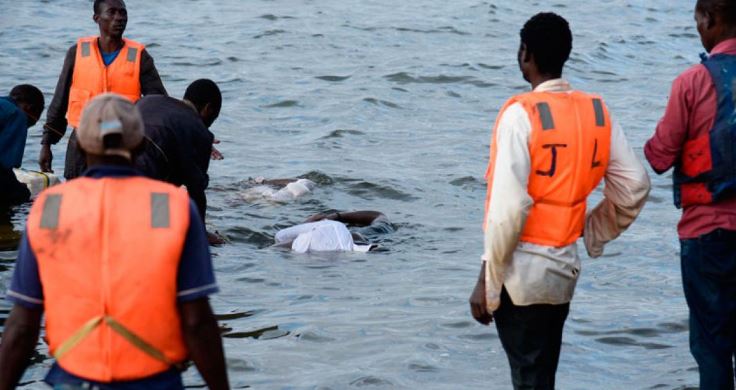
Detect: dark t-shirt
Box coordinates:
(135, 96, 214, 221)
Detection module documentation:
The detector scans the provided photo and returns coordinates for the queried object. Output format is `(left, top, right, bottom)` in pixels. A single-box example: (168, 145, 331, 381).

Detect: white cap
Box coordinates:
(286, 220, 373, 253)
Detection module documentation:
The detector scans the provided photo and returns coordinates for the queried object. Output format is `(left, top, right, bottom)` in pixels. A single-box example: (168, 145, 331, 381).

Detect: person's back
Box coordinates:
(645, 1, 736, 387)
(469, 13, 650, 389)
(0, 94, 229, 389)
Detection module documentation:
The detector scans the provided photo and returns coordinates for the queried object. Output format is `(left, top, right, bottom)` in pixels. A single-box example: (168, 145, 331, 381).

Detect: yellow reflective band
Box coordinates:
(104, 317, 172, 365)
(53, 316, 172, 366)
(53, 316, 103, 361)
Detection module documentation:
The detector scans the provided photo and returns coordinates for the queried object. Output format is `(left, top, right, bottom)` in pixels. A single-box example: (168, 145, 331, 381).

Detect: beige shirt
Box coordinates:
(483, 79, 651, 311)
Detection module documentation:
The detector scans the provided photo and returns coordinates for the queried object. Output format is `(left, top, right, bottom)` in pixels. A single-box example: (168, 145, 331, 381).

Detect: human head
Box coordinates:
(93, 0, 127, 39)
(184, 79, 222, 128)
(518, 12, 573, 83)
(9, 84, 44, 128)
(695, 0, 736, 52)
(77, 93, 144, 166)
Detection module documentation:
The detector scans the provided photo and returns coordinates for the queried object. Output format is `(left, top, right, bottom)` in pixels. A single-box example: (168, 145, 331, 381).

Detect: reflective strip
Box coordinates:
(54, 316, 103, 361)
(177, 283, 219, 298)
(6, 290, 44, 305)
(536, 102, 555, 130)
(151, 193, 170, 228)
(127, 47, 138, 62)
(104, 316, 173, 365)
(81, 42, 91, 57)
(592, 98, 605, 127)
(40, 194, 63, 229)
(53, 316, 172, 366)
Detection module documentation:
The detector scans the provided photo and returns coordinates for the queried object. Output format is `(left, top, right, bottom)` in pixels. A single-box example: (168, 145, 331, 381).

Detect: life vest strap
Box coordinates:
(54, 315, 174, 366)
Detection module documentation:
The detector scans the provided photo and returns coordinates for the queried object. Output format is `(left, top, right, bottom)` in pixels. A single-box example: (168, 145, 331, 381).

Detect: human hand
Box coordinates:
(469, 262, 493, 325)
(211, 139, 224, 160)
(39, 144, 53, 173)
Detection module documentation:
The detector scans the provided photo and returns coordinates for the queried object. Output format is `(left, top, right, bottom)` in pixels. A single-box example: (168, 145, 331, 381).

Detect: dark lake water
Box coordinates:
(1, 1, 702, 388)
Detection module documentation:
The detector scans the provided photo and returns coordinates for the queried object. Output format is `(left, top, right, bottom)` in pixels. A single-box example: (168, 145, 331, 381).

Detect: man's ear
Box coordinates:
(93, 13, 100, 24)
(520, 43, 532, 64)
(704, 10, 716, 29)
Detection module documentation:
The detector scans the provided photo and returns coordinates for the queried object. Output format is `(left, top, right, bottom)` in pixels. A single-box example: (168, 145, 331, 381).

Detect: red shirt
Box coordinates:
(644, 38, 736, 239)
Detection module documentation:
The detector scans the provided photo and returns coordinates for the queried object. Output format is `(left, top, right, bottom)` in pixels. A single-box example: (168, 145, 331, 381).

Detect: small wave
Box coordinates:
(344, 181, 419, 202)
(393, 26, 470, 36)
(253, 29, 287, 39)
(258, 14, 294, 21)
(223, 226, 274, 247)
(263, 100, 300, 108)
(316, 75, 351, 82)
(449, 176, 482, 187)
(301, 170, 335, 185)
(320, 129, 366, 139)
(384, 72, 495, 88)
(350, 376, 393, 387)
(363, 98, 401, 109)
(222, 325, 290, 340)
(171, 59, 223, 67)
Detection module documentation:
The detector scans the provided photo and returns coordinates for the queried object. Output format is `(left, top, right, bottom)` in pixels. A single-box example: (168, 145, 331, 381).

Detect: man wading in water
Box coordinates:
(39, 0, 166, 179)
(645, 0, 736, 387)
(469, 12, 650, 389)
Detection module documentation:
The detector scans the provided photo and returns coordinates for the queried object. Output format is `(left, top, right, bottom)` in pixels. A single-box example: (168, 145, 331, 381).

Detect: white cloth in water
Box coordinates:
(240, 178, 316, 202)
(275, 220, 373, 253)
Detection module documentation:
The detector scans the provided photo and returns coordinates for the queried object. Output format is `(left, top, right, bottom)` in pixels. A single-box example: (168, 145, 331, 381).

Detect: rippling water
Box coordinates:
(1, 1, 703, 389)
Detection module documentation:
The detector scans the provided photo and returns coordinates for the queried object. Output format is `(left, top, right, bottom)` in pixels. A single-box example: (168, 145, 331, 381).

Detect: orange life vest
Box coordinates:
(67, 36, 144, 128)
(484, 91, 612, 247)
(27, 176, 190, 382)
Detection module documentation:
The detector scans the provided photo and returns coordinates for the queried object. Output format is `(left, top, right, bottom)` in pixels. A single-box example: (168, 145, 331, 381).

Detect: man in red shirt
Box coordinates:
(645, 1, 736, 387)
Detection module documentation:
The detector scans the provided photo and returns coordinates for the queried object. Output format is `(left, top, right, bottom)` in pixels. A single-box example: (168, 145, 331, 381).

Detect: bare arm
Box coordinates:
(178, 298, 229, 390)
(0, 305, 42, 390)
(307, 210, 385, 226)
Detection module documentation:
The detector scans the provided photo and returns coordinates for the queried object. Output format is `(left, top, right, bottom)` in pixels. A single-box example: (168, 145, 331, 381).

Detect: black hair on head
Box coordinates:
(697, 0, 736, 26)
(520, 12, 573, 76)
(10, 84, 44, 112)
(184, 79, 222, 114)
(93, 0, 105, 14)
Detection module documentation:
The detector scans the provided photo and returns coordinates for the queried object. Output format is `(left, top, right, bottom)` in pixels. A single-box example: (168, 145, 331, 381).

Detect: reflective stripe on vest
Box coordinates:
(67, 36, 144, 128)
(27, 177, 190, 382)
(483, 91, 612, 247)
(673, 53, 736, 208)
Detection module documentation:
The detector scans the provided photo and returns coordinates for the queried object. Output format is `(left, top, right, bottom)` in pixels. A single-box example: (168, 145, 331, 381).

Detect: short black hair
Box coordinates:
(520, 12, 573, 76)
(94, 0, 124, 15)
(184, 79, 222, 114)
(10, 84, 44, 112)
(697, 0, 736, 26)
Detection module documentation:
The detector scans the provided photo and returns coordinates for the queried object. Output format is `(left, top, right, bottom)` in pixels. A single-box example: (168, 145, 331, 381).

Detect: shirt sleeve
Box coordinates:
(0, 102, 27, 169)
(43, 45, 76, 145)
(482, 102, 534, 311)
(644, 71, 695, 174)
(140, 49, 168, 96)
(176, 200, 218, 302)
(6, 231, 44, 310)
(584, 118, 651, 258)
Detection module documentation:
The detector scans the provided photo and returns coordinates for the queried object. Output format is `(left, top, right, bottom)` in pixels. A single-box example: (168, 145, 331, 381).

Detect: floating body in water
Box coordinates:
(240, 177, 317, 203)
(274, 211, 392, 253)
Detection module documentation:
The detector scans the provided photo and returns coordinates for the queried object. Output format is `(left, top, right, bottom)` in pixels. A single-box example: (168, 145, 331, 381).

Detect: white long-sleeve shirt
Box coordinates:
(483, 79, 651, 311)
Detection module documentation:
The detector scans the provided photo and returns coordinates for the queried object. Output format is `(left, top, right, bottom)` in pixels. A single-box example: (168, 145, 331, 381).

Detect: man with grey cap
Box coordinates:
(0, 94, 229, 389)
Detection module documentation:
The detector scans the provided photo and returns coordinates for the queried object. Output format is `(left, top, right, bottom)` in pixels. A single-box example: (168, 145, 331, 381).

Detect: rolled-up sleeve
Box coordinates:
(482, 102, 534, 311)
(584, 119, 651, 258)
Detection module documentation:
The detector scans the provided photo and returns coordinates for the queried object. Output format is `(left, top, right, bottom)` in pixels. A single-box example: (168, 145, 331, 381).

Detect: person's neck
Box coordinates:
(98, 35, 124, 53)
(529, 73, 560, 90)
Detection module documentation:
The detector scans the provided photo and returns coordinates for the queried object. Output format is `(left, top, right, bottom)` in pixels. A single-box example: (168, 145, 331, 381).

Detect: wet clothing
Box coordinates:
(482, 79, 650, 311)
(494, 288, 569, 390)
(0, 167, 30, 206)
(134, 95, 213, 222)
(42, 40, 166, 179)
(0, 96, 27, 170)
(5, 165, 217, 388)
(681, 229, 736, 389)
(645, 38, 736, 239)
(0, 97, 31, 205)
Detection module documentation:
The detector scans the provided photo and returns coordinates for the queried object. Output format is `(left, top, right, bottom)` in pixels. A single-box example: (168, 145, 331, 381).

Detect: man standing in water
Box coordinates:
(39, 0, 166, 179)
(645, 1, 736, 387)
(469, 13, 650, 388)
(0, 94, 229, 389)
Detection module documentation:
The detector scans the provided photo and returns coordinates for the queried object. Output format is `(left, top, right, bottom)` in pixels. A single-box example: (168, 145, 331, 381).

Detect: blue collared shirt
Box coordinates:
(0, 96, 27, 170)
(6, 165, 218, 389)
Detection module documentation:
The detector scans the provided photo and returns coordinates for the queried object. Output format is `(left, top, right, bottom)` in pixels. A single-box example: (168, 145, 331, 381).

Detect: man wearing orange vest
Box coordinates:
(39, 0, 166, 180)
(0, 94, 229, 389)
(645, 1, 736, 387)
(468, 13, 650, 388)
